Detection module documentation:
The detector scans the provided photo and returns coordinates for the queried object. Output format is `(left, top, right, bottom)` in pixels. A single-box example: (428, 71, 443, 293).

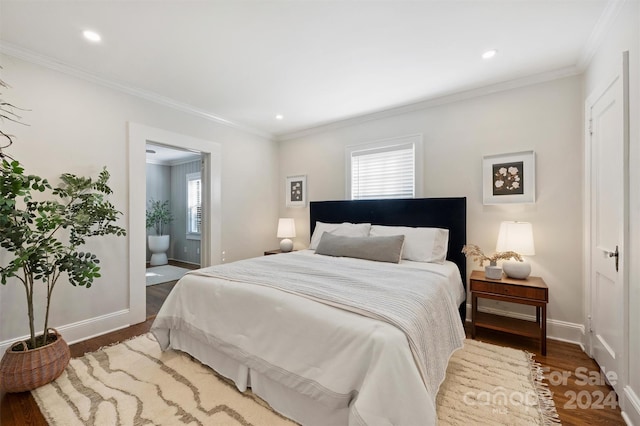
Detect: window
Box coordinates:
(187, 172, 201, 238)
(346, 134, 422, 200)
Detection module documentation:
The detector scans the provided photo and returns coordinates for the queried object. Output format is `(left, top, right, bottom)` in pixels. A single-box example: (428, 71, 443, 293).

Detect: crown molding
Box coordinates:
(0, 42, 272, 140)
(576, 0, 626, 71)
(276, 66, 581, 142)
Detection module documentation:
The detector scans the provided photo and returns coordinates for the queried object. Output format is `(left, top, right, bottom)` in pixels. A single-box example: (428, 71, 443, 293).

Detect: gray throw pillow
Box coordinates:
(315, 232, 405, 263)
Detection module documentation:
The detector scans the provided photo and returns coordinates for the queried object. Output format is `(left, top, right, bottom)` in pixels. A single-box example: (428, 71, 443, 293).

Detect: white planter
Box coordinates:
(148, 235, 170, 266)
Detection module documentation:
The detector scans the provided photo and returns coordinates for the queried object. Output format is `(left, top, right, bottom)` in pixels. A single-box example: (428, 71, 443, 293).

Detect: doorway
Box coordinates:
(128, 123, 222, 325)
(145, 143, 202, 316)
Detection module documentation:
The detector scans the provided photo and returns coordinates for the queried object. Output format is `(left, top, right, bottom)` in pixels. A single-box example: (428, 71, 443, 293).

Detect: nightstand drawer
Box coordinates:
(471, 279, 547, 301)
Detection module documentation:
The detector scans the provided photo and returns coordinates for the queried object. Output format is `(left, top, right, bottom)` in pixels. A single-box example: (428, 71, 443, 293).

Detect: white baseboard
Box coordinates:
(0, 309, 131, 353)
(465, 303, 585, 345)
(622, 385, 640, 425)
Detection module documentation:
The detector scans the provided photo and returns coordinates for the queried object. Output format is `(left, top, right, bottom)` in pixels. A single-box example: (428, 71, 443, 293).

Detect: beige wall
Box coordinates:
(0, 54, 279, 348)
(583, 1, 640, 423)
(279, 76, 584, 339)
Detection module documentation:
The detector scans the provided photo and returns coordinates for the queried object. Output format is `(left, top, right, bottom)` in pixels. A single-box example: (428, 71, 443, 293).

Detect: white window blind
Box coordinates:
(349, 141, 416, 200)
(187, 172, 201, 234)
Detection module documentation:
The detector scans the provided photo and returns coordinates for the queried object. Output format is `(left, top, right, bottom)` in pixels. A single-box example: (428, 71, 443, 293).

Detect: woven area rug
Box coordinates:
(32, 335, 559, 425)
(145, 265, 191, 286)
(437, 339, 559, 425)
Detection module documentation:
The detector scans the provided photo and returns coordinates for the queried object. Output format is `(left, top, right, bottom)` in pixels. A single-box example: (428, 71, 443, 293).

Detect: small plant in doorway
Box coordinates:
(146, 199, 174, 265)
(146, 199, 173, 236)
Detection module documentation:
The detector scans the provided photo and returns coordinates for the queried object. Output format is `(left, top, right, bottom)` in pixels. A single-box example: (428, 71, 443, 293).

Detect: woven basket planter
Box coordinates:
(0, 328, 70, 393)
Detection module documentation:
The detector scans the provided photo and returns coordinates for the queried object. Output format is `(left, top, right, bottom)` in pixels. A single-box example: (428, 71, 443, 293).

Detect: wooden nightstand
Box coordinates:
(264, 249, 297, 255)
(470, 270, 548, 355)
(264, 249, 283, 255)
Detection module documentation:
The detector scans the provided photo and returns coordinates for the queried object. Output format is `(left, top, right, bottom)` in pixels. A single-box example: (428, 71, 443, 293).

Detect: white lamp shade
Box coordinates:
(277, 218, 296, 239)
(496, 221, 535, 255)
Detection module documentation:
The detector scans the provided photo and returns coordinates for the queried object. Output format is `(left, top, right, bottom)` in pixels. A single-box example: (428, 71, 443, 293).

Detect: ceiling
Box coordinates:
(145, 143, 201, 165)
(0, 1, 612, 139)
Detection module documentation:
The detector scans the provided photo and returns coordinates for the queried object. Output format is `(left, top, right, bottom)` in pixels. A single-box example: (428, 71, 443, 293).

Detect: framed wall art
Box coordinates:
(286, 175, 307, 207)
(482, 150, 535, 205)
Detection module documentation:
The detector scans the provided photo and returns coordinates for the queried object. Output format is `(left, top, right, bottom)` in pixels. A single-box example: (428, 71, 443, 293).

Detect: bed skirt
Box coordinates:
(169, 329, 350, 426)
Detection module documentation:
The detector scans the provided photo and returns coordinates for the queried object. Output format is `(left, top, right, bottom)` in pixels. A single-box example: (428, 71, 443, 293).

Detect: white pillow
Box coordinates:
(309, 222, 371, 250)
(369, 225, 449, 264)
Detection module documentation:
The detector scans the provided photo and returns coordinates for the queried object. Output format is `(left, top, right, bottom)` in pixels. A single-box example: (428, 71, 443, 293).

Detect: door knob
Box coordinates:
(607, 246, 619, 272)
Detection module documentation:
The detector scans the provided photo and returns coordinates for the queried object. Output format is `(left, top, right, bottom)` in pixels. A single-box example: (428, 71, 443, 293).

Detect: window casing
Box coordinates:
(187, 172, 202, 239)
(346, 135, 423, 200)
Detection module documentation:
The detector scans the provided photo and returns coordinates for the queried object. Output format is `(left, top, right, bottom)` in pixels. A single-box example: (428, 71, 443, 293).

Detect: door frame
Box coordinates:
(128, 122, 222, 325)
(583, 51, 630, 389)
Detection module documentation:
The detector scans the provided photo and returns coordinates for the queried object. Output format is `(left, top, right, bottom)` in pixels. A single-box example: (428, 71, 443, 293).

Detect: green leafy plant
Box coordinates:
(146, 199, 173, 236)
(0, 72, 126, 350)
(0, 161, 126, 349)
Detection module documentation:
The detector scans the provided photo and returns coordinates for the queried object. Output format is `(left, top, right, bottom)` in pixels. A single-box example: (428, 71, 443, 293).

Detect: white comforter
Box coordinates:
(152, 251, 466, 425)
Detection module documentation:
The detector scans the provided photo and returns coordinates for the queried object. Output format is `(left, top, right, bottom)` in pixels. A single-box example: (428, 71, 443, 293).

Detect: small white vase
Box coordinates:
(148, 235, 170, 266)
(484, 265, 503, 280)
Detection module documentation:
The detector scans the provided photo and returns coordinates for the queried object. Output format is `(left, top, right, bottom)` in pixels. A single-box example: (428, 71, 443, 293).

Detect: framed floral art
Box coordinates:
(482, 150, 535, 205)
(286, 175, 307, 207)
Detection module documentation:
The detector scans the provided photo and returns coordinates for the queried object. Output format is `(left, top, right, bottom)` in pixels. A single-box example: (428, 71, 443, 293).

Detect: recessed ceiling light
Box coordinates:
(275, 114, 284, 120)
(83, 30, 102, 43)
(482, 49, 497, 60)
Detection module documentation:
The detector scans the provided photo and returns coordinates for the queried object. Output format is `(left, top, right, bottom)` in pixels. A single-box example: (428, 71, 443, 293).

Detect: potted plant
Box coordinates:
(462, 244, 523, 280)
(146, 199, 174, 266)
(0, 74, 126, 393)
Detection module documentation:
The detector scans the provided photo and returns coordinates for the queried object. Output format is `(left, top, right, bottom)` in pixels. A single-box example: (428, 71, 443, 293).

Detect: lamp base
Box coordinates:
(279, 238, 293, 252)
(503, 260, 531, 279)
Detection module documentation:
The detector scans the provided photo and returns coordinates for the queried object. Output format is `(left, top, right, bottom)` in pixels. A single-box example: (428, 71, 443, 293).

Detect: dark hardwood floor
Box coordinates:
(146, 260, 199, 317)
(1, 287, 626, 425)
(146, 280, 178, 317)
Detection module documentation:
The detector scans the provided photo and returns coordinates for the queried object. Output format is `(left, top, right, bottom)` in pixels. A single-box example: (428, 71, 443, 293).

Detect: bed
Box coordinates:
(152, 197, 467, 425)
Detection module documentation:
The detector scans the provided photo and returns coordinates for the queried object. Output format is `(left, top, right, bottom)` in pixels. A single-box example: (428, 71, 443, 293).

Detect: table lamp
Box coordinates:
(277, 218, 296, 252)
(496, 221, 535, 279)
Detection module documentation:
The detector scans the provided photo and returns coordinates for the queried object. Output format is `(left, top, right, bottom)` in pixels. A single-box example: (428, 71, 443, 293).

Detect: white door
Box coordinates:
(587, 52, 628, 395)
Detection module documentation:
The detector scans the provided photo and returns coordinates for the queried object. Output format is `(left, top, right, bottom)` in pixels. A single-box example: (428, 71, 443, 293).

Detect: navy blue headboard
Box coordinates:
(309, 197, 467, 320)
